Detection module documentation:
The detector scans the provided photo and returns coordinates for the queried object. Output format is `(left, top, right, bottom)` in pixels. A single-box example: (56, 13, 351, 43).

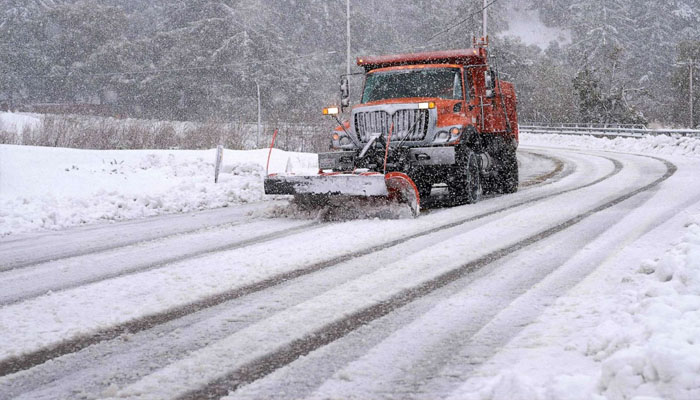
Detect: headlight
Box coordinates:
(434, 126, 464, 144)
(449, 127, 463, 142)
(332, 132, 353, 148)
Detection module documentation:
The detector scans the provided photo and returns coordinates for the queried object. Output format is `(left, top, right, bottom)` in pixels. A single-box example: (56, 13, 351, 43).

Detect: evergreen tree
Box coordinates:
(1, 0, 698, 126)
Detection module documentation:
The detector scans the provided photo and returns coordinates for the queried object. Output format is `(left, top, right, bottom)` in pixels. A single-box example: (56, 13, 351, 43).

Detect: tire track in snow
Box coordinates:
(300, 163, 699, 399)
(0, 202, 287, 272)
(0, 150, 588, 378)
(178, 156, 673, 400)
(0, 221, 321, 306)
(518, 150, 565, 187)
(0, 150, 558, 274)
(421, 150, 566, 211)
(0, 153, 575, 400)
(0, 151, 564, 307)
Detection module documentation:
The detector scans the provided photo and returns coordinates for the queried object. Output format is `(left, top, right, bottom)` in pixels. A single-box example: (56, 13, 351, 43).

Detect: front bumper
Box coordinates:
(407, 147, 456, 166)
(318, 146, 456, 171)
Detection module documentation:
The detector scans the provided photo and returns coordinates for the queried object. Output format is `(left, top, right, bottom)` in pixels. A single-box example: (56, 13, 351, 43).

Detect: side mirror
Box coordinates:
(484, 70, 496, 98)
(340, 77, 350, 107)
(484, 70, 493, 89)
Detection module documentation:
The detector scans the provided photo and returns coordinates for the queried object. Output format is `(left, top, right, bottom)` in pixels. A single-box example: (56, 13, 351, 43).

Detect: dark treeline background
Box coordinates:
(1, 0, 699, 127)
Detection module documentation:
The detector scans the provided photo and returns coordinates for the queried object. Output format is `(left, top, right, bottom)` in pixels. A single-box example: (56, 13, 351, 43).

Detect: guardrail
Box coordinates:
(524, 122, 648, 130)
(520, 124, 700, 139)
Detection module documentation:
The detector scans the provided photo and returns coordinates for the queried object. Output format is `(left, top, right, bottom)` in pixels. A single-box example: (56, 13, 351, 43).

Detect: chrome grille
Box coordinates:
(354, 109, 430, 142)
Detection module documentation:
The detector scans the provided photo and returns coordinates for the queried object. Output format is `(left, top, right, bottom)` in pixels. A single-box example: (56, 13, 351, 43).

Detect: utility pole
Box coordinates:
(256, 80, 262, 148)
(346, 0, 351, 77)
(690, 59, 695, 128)
(676, 59, 697, 128)
(482, 0, 488, 40)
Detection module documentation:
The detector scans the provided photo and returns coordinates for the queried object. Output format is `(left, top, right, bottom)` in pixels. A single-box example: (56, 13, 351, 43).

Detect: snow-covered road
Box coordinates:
(1, 142, 699, 400)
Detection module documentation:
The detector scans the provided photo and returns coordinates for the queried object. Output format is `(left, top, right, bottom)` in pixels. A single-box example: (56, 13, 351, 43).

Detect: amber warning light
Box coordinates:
(323, 107, 340, 116)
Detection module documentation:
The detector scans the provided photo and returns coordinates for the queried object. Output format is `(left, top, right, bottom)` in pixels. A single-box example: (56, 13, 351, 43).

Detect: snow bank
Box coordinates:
(522, 132, 700, 157)
(0, 145, 316, 236)
(594, 217, 700, 400)
(458, 214, 700, 400)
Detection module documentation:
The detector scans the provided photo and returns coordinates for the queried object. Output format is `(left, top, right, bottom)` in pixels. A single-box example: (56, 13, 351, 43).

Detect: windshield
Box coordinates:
(362, 68, 464, 103)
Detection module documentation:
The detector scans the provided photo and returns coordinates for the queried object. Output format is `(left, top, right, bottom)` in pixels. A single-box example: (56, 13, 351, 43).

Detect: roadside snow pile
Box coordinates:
(593, 218, 700, 400)
(0, 145, 316, 236)
(522, 132, 700, 157)
(458, 214, 700, 400)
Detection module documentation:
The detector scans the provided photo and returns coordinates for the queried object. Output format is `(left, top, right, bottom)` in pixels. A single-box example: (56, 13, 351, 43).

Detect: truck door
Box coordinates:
(480, 69, 510, 133)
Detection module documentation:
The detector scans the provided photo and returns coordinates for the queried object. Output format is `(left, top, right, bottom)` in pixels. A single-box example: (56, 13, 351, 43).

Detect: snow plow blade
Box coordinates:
(264, 172, 420, 216)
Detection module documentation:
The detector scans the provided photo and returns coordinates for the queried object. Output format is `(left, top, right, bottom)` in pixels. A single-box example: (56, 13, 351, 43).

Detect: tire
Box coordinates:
(415, 180, 432, 201)
(450, 149, 482, 205)
(480, 173, 498, 195)
(499, 145, 519, 194)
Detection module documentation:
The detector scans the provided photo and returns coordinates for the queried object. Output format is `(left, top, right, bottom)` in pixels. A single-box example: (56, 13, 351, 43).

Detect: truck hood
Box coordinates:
(353, 98, 466, 125)
(356, 97, 446, 108)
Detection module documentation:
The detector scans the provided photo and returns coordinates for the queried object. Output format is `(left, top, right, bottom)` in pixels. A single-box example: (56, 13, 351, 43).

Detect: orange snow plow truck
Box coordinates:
(264, 47, 519, 216)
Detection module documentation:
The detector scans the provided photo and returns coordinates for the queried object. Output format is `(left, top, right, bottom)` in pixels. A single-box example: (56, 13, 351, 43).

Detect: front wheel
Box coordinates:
(450, 149, 482, 205)
(415, 180, 433, 201)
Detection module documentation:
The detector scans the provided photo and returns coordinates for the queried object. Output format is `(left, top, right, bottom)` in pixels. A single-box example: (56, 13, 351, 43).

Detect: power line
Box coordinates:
(426, 0, 501, 43)
(15, 50, 339, 79)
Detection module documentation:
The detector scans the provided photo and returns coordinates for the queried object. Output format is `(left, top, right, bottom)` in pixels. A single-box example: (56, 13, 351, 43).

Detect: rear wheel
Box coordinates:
(450, 149, 482, 205)
(499, 143, 519, 194)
